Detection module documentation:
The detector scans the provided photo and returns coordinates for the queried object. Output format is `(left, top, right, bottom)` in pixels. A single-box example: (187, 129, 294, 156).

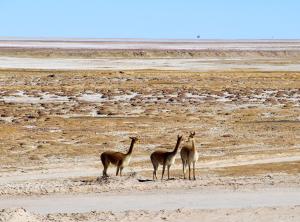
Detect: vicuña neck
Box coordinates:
(126, 139, 135, 155)
(171, 138, 181, 154)
(191, 139, 196, 151)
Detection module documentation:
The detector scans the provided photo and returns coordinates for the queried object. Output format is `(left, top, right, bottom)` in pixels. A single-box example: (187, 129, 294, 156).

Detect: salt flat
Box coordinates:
(1, 39, 300, 71)
(1, 56, 300, 71)
(1, 38, 300, 50)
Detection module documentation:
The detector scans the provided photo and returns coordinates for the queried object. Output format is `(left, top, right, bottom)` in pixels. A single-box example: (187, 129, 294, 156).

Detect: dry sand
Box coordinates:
(1, 206, 300, 222)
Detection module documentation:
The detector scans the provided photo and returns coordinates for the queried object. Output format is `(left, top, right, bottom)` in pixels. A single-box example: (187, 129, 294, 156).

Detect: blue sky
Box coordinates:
(0, 0, 299, 39)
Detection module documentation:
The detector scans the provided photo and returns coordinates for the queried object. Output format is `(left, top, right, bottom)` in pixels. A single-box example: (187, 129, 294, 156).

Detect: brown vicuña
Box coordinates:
(100, 137, 138, 177)
(150, 135, 183, 181)
(180, 132, 199, 180)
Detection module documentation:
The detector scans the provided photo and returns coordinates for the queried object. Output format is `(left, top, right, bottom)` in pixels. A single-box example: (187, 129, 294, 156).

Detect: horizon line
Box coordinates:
(1, 36, 300, 42)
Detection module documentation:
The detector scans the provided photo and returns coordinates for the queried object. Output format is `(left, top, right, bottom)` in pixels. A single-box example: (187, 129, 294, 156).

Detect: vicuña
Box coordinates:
(100, 137, 138, 177)
(180, 132, 198, 180)
(150, 135, 183, 180)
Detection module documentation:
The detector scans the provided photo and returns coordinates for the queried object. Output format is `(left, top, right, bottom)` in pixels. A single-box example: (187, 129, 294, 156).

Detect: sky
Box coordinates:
(0, 0, 299, 39)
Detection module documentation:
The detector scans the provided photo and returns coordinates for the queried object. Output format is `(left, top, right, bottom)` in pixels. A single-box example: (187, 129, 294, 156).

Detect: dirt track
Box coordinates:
(1, 188, 300, 214)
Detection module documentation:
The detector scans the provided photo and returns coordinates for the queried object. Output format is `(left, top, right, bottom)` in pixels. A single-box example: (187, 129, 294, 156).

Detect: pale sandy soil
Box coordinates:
(1, 206, 300, 222)
(0, 155, 300, 196)
(0, 40, 299, 221)
(2, 56, 300, 71)
(1, 187, 300, 214)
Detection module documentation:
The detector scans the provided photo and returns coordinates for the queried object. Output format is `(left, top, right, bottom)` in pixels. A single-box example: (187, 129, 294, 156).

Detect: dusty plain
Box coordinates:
(0, 39, 299, 221)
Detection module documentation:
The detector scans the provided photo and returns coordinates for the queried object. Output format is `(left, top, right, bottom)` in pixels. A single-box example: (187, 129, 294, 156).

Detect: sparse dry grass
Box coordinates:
(214, 161, 300, 176)
(0, 68, 299, 179)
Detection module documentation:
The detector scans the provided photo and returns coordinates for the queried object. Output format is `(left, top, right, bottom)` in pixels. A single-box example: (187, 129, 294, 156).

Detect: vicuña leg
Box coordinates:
(120, 167, 124, 176)
(116, 166, 120, 176)
(101, 158, 109, 177)
(167, 165, 171, 180)
(182, 159, 186, 179)
(161, 164, 166, 180)
(193, 162, 196, 180)
(153, 168, 158, 180)
(151, 159, 158, 180)
(103, 167, 108, 177)
(188, 163, 191, 180)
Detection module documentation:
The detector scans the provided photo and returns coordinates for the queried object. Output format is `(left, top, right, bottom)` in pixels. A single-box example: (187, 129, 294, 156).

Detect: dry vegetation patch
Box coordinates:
(0, 69, 299, 179)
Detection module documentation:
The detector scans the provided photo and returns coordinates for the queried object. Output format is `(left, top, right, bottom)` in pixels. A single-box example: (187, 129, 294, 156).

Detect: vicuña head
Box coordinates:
(187, 131, 195, 142)
(150, 134, 183, 181)
(180, 131, 198, 180)
(100, 136, 139, 177)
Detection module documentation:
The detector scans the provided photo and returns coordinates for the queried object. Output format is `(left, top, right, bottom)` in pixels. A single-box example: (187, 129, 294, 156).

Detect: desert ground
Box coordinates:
(0, 39, 299, 221)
